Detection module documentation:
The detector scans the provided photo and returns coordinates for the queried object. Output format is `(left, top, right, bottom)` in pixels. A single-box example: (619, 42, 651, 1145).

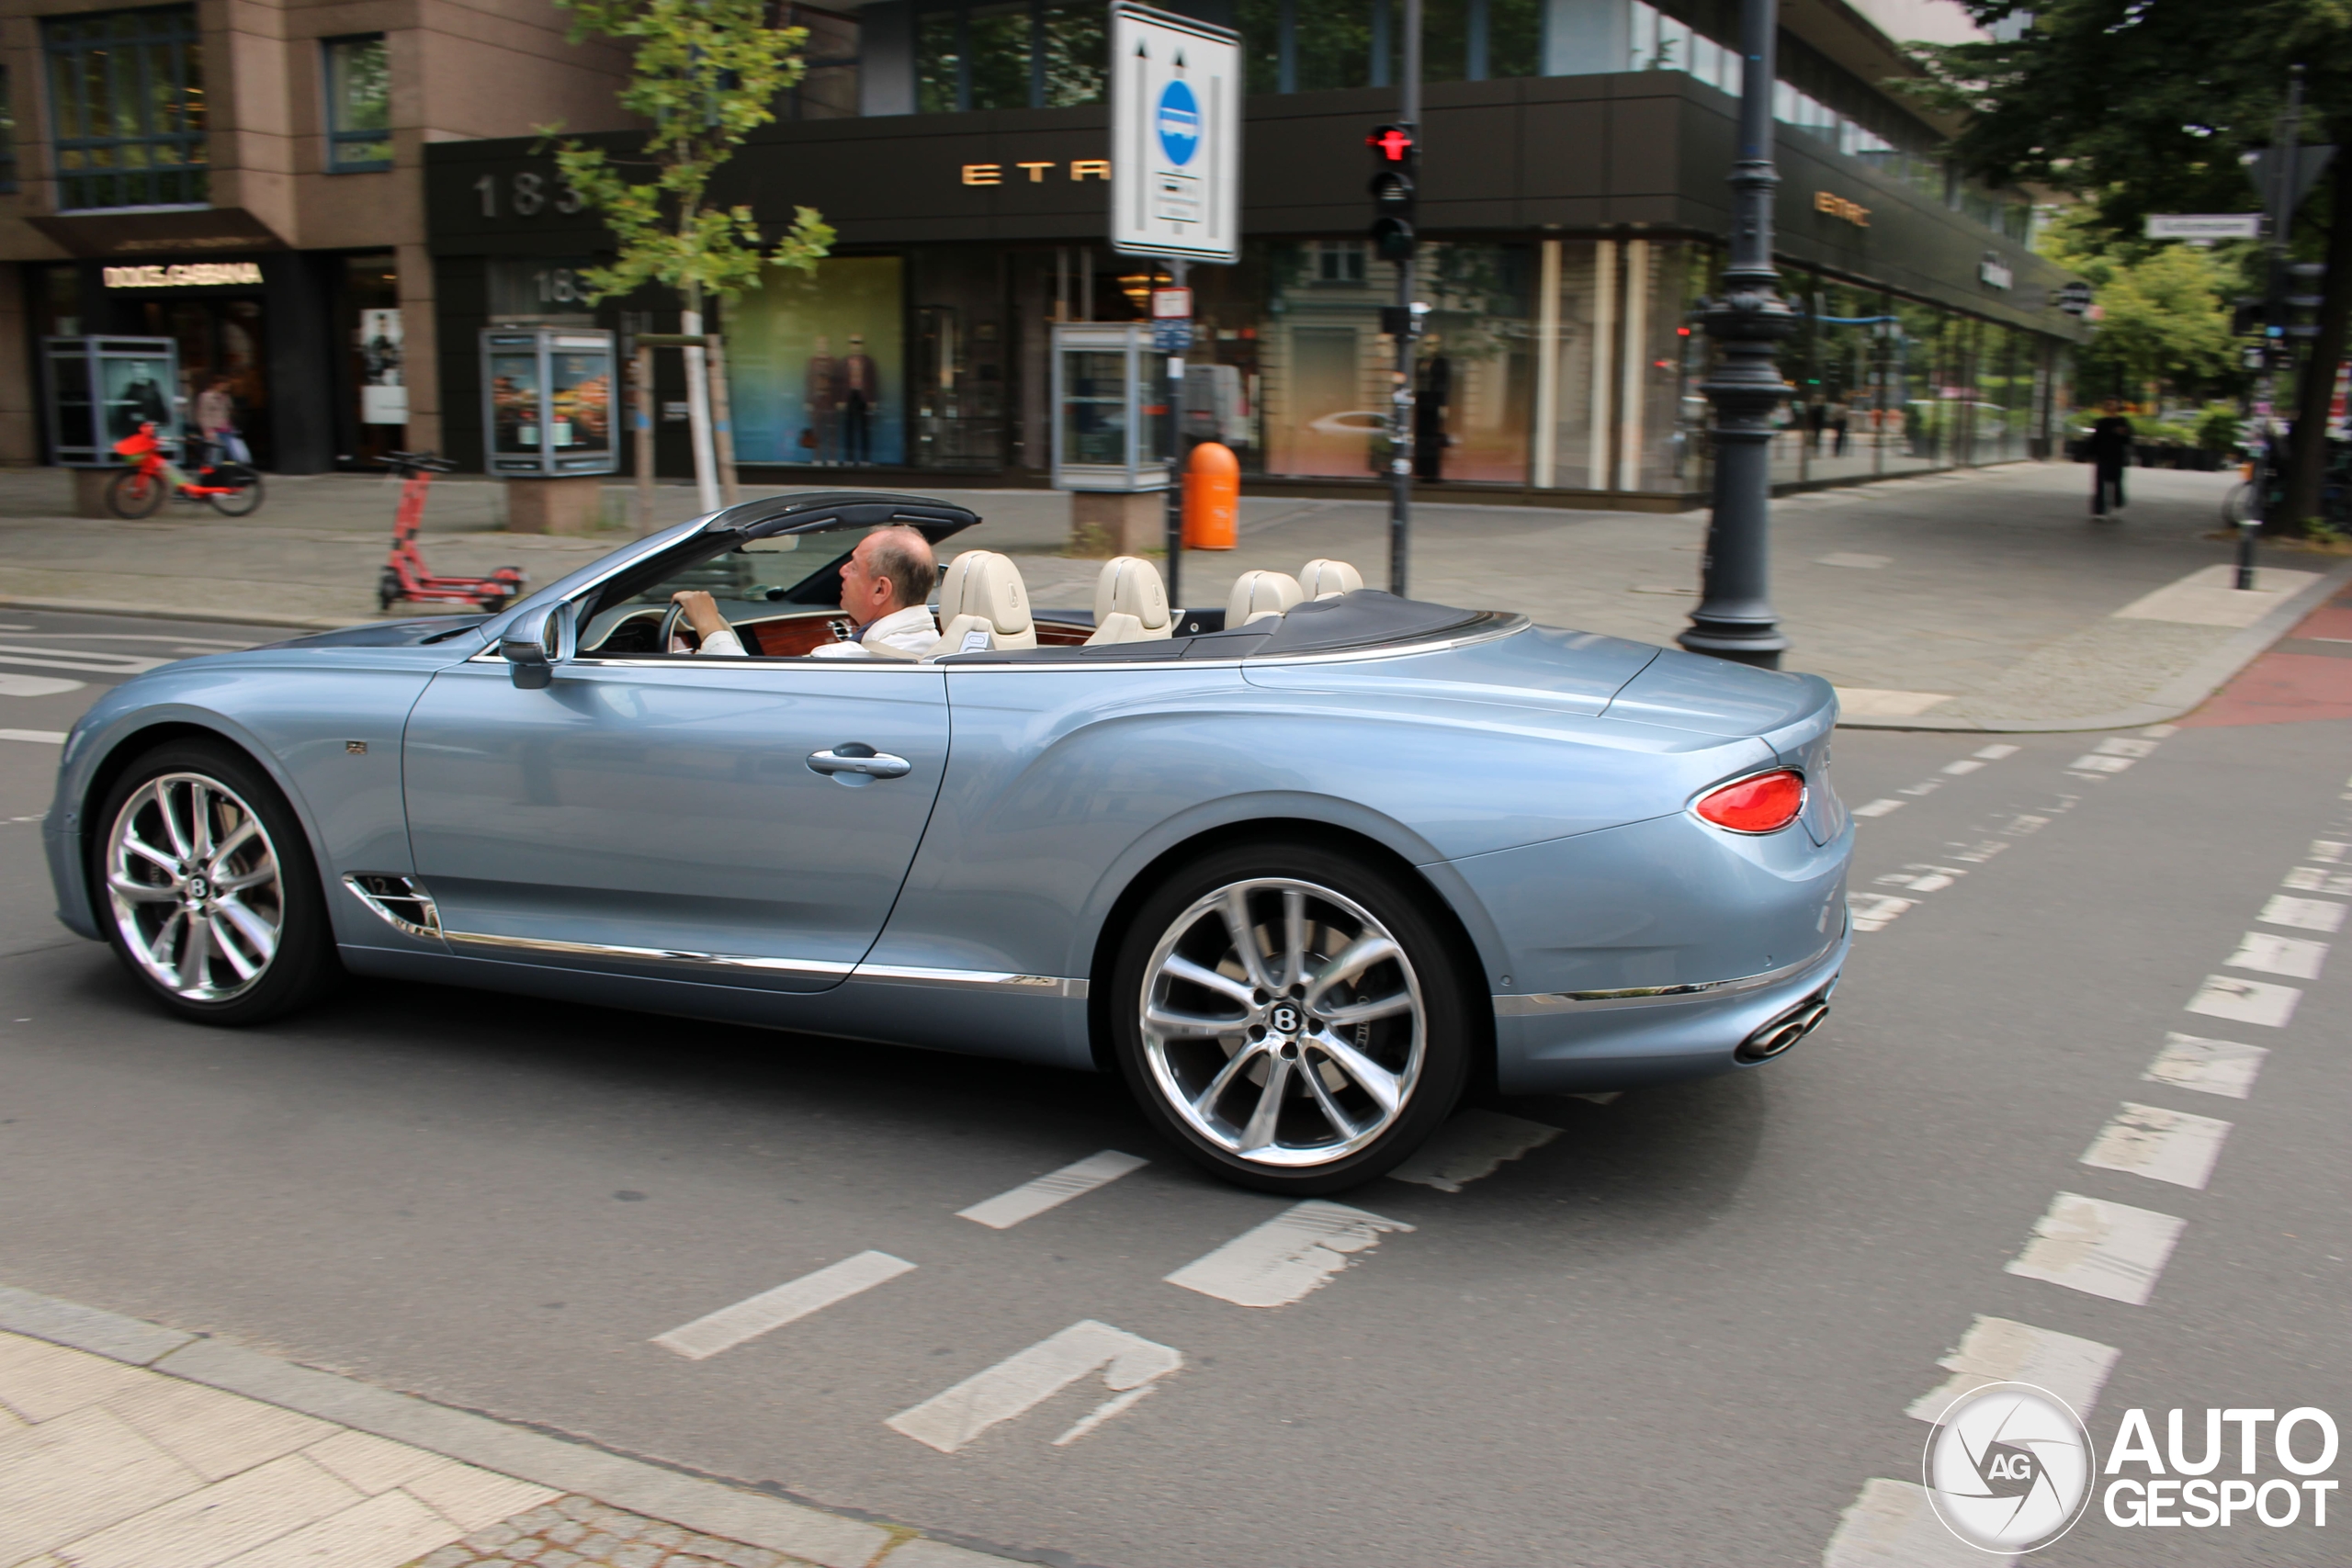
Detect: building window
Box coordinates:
(0, 67, 17, 192)
(324, 35, 391, 172)
(915, 0, 1103, 113)
(779, 4, 861, 120)
(43, 6, 208, 211)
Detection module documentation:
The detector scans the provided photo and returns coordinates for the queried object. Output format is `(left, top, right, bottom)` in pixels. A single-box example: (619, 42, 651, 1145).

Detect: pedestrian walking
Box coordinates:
(2086, 399, 2132, 517)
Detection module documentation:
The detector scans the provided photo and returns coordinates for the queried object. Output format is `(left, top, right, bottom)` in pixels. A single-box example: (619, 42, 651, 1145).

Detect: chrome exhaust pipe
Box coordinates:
(1736, 995, 1830, 1063)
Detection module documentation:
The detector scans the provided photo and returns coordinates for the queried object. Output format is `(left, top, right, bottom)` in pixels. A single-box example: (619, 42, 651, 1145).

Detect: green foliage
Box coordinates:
(2038, 209, 2238, 400)
(543, 0, 834, 309)
(2194, 401, 2248, 452)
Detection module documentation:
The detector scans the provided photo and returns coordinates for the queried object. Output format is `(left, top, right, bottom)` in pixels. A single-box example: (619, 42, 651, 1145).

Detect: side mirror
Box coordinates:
(498, 603, 571, 690)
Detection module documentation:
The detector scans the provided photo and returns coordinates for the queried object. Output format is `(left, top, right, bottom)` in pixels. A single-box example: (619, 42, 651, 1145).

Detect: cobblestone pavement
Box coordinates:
(409, 1495, 818, 1568)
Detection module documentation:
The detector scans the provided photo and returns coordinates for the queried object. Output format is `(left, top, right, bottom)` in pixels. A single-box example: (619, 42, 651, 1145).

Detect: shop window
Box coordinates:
(42, 6, 208, 211)
(0, 67, 17, 193)
(324, 35, 392, 172)
(915, 0, 1103, 113)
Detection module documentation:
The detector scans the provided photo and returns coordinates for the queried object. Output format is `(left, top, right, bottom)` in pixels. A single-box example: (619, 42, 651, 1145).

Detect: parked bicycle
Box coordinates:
(376, 450, 526, 613)
(107, 423, 264, 518)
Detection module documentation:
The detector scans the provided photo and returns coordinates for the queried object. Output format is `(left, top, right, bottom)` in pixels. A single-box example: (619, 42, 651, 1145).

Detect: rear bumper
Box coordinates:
(1489, 925, 1847, 1093)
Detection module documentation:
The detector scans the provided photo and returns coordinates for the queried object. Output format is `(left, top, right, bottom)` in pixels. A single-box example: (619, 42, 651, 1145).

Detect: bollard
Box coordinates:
(1182, 441, 1239, 549)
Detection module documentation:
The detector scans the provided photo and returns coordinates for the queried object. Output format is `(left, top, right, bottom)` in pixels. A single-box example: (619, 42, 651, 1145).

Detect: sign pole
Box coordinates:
(1164, 259, 1190, 614)
(2246, 65, 2305, 590)
(1388, 0, 1421, 599)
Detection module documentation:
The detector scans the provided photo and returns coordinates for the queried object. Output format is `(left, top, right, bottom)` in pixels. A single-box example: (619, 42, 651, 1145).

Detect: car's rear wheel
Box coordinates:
(92, 740, 339, 1025)
(1109, 841, 1472, 1193)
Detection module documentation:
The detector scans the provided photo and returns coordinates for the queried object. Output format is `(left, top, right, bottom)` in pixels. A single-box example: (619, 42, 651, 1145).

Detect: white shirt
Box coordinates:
(696, 602, 938, 660)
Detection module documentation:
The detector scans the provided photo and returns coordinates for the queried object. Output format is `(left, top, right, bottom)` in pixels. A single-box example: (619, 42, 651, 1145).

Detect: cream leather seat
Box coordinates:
(1085, 556, 1173, 645)
(1299, 558, 1364, 600)
(1226, 570, 1304, 627)
(927, 550, 1037, 656)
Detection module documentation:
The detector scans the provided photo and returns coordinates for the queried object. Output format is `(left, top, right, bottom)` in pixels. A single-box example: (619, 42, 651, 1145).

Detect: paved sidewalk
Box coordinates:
(0, 1285, 1019, 1568)
(0, 460, 2339, 730)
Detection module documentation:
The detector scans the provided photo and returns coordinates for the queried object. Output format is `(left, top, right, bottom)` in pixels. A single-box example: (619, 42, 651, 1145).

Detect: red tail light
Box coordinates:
(1694, 769, 1805, 834)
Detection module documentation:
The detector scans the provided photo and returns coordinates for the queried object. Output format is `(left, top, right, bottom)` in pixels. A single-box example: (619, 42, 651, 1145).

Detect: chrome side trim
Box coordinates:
(849, 963, 1090, 999)
(441, 927, 854, 978)
(1491, 939, 1841, 1016)
(342, 874, 443, 941)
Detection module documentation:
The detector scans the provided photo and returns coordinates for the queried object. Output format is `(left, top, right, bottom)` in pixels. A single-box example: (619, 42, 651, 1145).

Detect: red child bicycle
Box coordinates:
(376, 450, 526, 614)
(107, 423, 264, 518)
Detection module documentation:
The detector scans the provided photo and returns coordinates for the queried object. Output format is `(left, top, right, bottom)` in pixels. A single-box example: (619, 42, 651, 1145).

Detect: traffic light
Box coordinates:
(1366, 122, 1417, 264)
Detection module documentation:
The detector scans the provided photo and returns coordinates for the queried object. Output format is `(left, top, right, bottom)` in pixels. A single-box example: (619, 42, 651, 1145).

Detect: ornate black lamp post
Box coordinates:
(1679, 0, 1793, 669)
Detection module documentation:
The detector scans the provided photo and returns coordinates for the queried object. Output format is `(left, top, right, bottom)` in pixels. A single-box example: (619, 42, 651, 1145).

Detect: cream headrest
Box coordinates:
(1092, 557, 1170, 631)
(1226, 570, 1304, 627)
(945, 550, 1031, 636)
(1299, 558, 1364, 600)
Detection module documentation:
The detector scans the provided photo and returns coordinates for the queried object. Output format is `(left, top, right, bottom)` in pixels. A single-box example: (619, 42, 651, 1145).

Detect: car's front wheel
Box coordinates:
(92, 740, 340, 1025)
(1109, 841, 1472, 1193)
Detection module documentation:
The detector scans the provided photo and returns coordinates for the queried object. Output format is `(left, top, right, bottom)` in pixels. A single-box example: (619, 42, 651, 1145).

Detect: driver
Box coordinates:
(669, 526, 940, 659)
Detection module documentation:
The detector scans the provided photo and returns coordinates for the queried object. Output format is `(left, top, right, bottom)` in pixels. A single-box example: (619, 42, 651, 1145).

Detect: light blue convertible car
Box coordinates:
(45, 491, 1850, 1192)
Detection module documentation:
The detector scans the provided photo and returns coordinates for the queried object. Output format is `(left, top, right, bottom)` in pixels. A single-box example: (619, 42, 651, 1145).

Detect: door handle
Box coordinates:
(807, 744, 912, 781)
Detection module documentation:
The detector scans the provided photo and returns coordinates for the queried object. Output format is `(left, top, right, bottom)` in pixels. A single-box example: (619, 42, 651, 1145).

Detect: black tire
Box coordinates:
(1108, 840, 1474, 1194)
(378, 569, 401, 612)
(89, 739, 341, 1026)
(209, 474, 264, 516)
(107, 467, 165, 520)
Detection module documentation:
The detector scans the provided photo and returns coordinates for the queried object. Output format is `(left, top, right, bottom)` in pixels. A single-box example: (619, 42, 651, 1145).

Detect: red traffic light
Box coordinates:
(1367, 124, 1415, 162)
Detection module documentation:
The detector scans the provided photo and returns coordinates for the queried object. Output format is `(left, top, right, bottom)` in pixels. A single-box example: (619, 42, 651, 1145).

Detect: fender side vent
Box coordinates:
(343, 874, 443, 941)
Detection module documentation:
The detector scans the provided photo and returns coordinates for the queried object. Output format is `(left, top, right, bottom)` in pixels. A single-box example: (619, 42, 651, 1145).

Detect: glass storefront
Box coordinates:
(716, 236, 2067, 496)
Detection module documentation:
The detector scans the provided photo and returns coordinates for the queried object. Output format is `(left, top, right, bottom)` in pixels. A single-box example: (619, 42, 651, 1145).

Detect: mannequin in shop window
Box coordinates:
(1413, 339, 1452, 482)
(805, 335, 839, 463)
(113, 365, 172, 438)
(841, 333, 879, 465)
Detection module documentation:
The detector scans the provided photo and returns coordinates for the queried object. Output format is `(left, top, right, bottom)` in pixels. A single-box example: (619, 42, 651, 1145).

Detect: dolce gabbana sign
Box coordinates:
(103, 262, 264, 288)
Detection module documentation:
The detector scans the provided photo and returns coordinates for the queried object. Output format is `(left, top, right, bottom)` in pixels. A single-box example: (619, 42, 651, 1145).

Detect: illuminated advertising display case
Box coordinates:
(1051, 322, 1171, 491)
(42, 336, 182, 467)
(479, 327, 617, 476)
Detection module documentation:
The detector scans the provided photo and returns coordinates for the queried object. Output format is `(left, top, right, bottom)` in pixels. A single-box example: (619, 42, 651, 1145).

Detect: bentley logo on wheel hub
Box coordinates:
(1269, 1003, 1303, 1035)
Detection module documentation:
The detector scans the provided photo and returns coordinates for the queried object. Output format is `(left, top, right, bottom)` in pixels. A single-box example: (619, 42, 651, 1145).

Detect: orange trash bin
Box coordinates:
(1182, 441, 1238, 549)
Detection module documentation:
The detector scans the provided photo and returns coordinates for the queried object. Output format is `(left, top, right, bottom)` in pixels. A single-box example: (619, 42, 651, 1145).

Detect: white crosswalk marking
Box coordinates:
(2224, 931, 2328, 978)
(2143, 1032, 2267, 1100)
(1849, 798, 1904, 818)
(1822, 1479, 1988, 1567)
(1164, 1201, 1413, 1308)
(1904, 1316, 2120, 1422)
(2309, 840, 2349, 863)
(885, 1320, 1181, 1454)
(2284, 866, 2352, 894)
(2005, 1192, 2186, 1305)
(2186, 974, 2301, 1028)
(1973, 743, 2021, 760)
(1386, 1109, 1559, 1192)
(2078, 1102, 2233, 1190)
(652, 1251, 914, 1360)
(2256, 894, 2346, 933)
(0, 674, 84, 697)
(1847, 893, 1916, 931)
(957, 1150, 1148, 1229)
(0, 729, 67, 745)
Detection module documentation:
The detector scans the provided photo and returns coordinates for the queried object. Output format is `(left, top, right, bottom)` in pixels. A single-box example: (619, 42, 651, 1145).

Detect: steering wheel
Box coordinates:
(657, 600, 694, 653)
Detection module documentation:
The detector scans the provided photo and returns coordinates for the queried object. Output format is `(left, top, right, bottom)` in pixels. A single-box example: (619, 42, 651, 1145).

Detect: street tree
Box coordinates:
(544, 0, 835, 510)
(2038, 209, 2240, 407)
(1905, 1, 2352, 532)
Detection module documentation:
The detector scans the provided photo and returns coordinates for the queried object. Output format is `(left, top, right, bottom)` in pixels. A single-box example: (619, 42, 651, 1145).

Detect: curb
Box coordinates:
(0, 1282, 1040, 1568)
(0, 592, 381, 632)
(1833, 555, 2352, 733)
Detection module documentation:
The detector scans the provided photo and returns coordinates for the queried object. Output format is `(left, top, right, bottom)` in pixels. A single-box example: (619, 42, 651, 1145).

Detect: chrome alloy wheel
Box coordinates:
(104, 772, 284, 1002)
(1139, 877, 1425, 1168)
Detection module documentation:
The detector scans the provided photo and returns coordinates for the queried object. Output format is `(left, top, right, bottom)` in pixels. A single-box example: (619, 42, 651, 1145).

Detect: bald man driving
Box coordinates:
(671, 525, 939, 659)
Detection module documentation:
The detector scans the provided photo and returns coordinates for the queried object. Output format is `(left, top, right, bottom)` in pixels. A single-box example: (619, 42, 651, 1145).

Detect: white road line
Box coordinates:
(2258, 894, 2347, 933)
(1850, 798, 1904, 818)
(0, 674, 85, 697)
(653, 1251, 914, 1360)
(2069, 753, 2135, 774)
(2079, 1101, 2233, 1190)
(2005, 1191, 2187, 1305)
(957, 1150, 1148, 1229)
(1973, 743, 2021, 760)
(2143, 724, 2179, 738)
(1897, 781, 1942, 796)
(2186, 974, 2302, 1028)
(1164, 1201, 1414, 1308)
(0, 729, 66, 744)
(0, 644, 170, 673)
(2309, 840, 2348, 863)
(1387, 1109, 1560, 1192)
(1940, 759, 1984, 775)
(2143, 1032, 2268, 1100)
(2224, 931, 2328, 978)
(2285, 866, 2352, 895)
(885, 1319, 1181, 1454)
(2092, 738, 2158, 758)
(1903, 1316, 2120, 1422)
(1847, 893, 1916, 932)
(1822, 1479, 1988, 1568)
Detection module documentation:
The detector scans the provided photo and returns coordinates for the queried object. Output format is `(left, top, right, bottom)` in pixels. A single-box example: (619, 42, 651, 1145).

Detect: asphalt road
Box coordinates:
(0, 606, 2346, 1567)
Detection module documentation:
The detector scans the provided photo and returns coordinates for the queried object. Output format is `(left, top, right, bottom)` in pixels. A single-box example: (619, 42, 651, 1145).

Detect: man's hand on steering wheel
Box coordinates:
(663, 589, 729, 652)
